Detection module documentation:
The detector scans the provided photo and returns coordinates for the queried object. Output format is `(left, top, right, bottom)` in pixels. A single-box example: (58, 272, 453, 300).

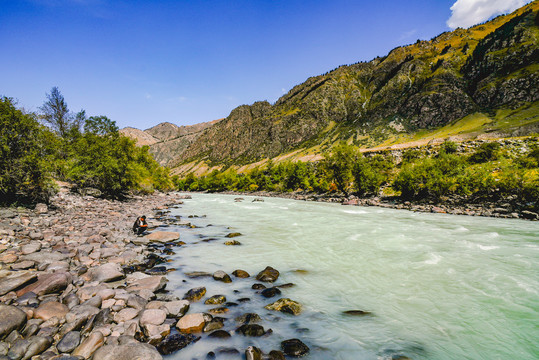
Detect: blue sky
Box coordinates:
(0, 0, 531, 130)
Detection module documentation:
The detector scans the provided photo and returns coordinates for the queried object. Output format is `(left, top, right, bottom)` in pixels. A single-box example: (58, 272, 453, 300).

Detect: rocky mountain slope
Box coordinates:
(172, 1, 538, 170)
(120, 120, 221, 166)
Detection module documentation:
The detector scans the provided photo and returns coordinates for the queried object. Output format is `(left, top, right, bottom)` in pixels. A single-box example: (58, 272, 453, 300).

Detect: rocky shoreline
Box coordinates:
(219, 191, 539, 221)
(0, 187, 315, 360)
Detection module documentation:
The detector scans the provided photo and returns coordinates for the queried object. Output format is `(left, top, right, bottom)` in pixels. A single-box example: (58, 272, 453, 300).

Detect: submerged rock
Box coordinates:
(232, 269, 250, 278)
(225, 232, 242, 238)
(256, 266, 280, 282)
(205, 295, 226, 305)
(235, 324, 265, 337)
(343, 310, 372, 316)
(155, 333, 199, 355)
(245, 346, 263, 360)
(265, 298, 301, 315)
(281, 338, 309, 357)
(261, 287, 281, 298)
(212, 271, 232, 283)
(183, 287, 206, 302)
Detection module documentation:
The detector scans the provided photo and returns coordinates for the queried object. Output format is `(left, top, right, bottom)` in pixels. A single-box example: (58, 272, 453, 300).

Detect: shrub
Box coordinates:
(468, 142, 501, 163)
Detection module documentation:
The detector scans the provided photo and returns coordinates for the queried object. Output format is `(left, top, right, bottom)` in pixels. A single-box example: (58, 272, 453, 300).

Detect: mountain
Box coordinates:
(120, 119, 222, 166)
(170, 1, 538, 172)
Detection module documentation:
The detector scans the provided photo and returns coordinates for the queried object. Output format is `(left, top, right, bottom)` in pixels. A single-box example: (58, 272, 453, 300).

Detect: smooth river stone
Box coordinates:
(176, 313, 205, 333)
(0, 305, 27, 339)
(140, 309, 167, 326)
(16, 271, 71, 297)
(72, 331, 104, 359)
(126, 276, 167, 293)
(21, 251, 68, 265)
(0, 271, 37, 296)
(84, 263, 125, 283)
(145, 231, 180, 243)
(163, 300, 189, 317)
(113, 308, 140, 323)
(34, 301, 69, 321)
(57, 331, 81, 353)
(21, 242, 42, 255)
(20, 335, 52, 359)
(92, 342, 163, 360)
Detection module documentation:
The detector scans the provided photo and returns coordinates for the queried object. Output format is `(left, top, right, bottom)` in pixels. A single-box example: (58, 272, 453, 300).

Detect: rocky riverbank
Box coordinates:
(0, 187, 315, 359)
(219, 191, 539, 221)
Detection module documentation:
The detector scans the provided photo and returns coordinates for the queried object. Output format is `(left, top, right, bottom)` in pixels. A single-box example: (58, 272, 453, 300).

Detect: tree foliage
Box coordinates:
(1, 90, 175, 204)
(0, 97, 54, 203)
(39, 87, 80, 137)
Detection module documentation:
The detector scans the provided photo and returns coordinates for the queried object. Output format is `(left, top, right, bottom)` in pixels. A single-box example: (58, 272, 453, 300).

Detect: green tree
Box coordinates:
(322, 142, 358, 194)
(39, 87, 79, 137)
(0, 97, 53, 203)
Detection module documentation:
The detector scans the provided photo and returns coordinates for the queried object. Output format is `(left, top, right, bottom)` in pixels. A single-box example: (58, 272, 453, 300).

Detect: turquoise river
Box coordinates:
(160, 193, 538, 360)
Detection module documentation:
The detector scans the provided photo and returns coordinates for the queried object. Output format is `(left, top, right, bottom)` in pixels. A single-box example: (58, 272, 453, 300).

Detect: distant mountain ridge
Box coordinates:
(120, 119, 222, 166)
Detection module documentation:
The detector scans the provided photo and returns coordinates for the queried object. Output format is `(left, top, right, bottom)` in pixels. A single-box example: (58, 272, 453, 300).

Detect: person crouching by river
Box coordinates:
(133, 215, 148, 235)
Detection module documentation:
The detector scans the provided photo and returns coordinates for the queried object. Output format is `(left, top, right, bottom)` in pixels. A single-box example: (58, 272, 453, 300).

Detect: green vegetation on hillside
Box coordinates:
(178, 140, 539, 211)
(0, 89, 175, 204)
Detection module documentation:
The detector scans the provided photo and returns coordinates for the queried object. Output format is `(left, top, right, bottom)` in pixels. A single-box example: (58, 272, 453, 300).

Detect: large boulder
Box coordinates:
(93, 342, 163, 360)
(0, 305, 27, 339)
(145, 231, 180, 243)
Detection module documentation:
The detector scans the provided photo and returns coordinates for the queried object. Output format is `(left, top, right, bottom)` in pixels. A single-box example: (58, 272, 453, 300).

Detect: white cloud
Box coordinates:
(447, 0, 531, 29)
(145, 93, 152, 99)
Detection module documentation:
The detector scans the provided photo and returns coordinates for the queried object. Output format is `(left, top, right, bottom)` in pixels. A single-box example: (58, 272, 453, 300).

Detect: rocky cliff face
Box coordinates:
(175, 2, 539, 167)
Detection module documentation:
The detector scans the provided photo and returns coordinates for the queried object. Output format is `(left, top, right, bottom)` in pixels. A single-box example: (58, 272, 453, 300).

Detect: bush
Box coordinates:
(441, 140, 458, 154)
(468, 142, 501, 163)
(352, 154, 390, 196)
(393, 152, 467, 200)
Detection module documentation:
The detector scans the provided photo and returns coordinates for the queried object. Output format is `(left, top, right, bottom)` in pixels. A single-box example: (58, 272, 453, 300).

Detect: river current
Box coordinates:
(161, 193, 538, 360)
